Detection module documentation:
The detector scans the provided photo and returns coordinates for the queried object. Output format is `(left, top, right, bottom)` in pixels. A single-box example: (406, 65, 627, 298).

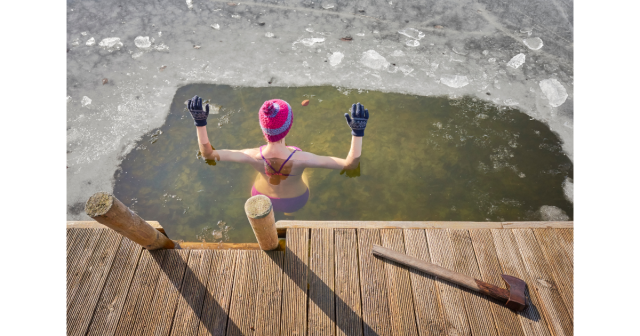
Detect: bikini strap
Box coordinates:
(259, 145, 279, 173)
(278, 149, 297, 173)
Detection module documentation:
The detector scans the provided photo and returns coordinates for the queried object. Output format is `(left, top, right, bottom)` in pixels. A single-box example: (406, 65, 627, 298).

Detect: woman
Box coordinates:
(187, 95, 369, 214)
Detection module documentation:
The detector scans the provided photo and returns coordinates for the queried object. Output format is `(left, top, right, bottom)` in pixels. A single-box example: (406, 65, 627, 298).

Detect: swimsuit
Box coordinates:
(252, 145, 309, 213)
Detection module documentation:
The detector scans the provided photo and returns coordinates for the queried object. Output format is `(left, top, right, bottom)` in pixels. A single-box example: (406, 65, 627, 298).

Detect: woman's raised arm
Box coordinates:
(302, 102, 369, 170)
(188, 95, 255, 164)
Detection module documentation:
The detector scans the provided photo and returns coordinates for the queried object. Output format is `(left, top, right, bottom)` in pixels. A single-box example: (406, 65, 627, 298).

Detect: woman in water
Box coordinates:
(187, 95, 369, 215)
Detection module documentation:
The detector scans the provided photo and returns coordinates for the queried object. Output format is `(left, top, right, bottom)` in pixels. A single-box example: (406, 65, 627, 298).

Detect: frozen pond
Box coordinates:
(113, 85, 572, 242)
(67, 0, 573, 227)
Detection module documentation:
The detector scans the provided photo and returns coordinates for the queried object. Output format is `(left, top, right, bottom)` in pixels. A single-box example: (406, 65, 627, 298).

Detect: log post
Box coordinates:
(85, 192, 175, 250)
(244, 195, 279, 250)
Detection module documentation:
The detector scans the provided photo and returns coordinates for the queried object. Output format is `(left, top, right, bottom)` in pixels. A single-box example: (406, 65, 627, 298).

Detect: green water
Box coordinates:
(113, 84, 573, 243)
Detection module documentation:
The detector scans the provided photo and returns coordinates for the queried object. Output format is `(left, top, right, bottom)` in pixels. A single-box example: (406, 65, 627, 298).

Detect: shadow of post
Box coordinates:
(150, 250, 243, 336)
(269, 245, 379, 336)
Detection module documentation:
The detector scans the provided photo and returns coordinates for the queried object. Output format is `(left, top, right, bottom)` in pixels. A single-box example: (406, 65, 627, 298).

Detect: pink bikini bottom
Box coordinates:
(251, 185, 309, 213)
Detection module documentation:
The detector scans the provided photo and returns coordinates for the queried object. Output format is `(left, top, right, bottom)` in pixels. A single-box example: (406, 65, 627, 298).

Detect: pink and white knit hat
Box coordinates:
(259, 99, 293, 142)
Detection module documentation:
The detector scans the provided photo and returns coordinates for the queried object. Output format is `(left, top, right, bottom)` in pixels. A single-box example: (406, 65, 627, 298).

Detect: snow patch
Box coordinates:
(85, 37, 95, 46)
(563, 177, 573, 203)
(186, 0, 193, 9)
(539, 78, 568, 107)
(134, 36, 152, 49)
(81, 96, 92, 107)
(98, 37, 123, 51)
(405, 40, 419, 47)
(391, 50, 405, 57)
(360, 50, 389, 70)
(507, 53, 526, 69)
(294, 37, 325, 47)
(328, 51, 344, 66)
(398, 28, 424, 40)
(440, 75, 469, 88)
(523, 37, 543, 50)
(539, 205, 569, 221)
(265, 32, 274, 38)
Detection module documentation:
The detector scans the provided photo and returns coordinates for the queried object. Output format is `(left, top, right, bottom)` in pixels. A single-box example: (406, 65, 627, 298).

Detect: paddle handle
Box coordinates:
(371, 244, 510, 302)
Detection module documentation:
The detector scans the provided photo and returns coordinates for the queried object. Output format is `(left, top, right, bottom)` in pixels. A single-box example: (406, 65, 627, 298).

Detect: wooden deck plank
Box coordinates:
(501, 222, 573, 229)
(67, 228, 87, 275)
(67, 228, 80, 254)
(379, 229, 419, 335)
(144, 249, 190, 336)
(68, 229, 123, 336)
(468, 230, 526, 336)
(425, 229, 472, 336)
(448, 229, 499, 336)
(170, 250, 215, 336)
(402, 229, 447, 336)
(356, 229, 392, 336)
(334, 229, 364, 336)
(491, 229, 553, 336)
(253, 250, 285, 336)
(226, 251, 261, 336)
(197, 251, 238, 336)
(555, 229, 574, 262)
(512, 229, 573, 336)
(114, 250, 166, 336)
(533, 229, 574, 318)
(67, 228, 103, 308)
(308, 228, 336, 336)
(281, 228, 309, 336)
(86, 237, 144, 336)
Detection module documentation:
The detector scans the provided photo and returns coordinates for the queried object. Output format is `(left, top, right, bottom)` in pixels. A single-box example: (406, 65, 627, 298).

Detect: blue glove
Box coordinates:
(187, 95, 210, 127)
(344, 102, 369, 137)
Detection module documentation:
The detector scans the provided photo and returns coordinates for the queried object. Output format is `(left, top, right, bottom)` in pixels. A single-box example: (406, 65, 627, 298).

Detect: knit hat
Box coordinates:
(259, 99, 293, 142)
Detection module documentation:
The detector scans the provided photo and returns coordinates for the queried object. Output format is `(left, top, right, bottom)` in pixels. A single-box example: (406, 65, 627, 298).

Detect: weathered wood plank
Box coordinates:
(86, 237, 144, 336)
(448, 229, 499, 336)
(468, 230, 526, 336)
(357, 229, 392, 336)
(512, 229, 573, 336)
(226, 251, 261, 336)
(491, 229, 552, 336)
(533, 229, 573, 318)
(424, 229, 471, 336)
(253, 250, 285, 336)
(67, 228, 87, 274)
(379, 229, 419, 335)
(144, 249, 190, 336)
(177, 242, 263, 250)
(67, 228, 103, 308)
(114, 250, 166, 336)
(281, 228, 309, 336)
(402, 229, 447, 336)
(555, 229, 574, 261)
(308, 228, 336, 336)
(334, 229, 364, 336)
(197, 251, 238, 336)
(67, 228, 80, 254)
(501, 222, 573, 229)
(170, 250, 214, 336)
(66, 220, 166, 235)
(68, 229, 123, 336)
(277, 221, 502, 235)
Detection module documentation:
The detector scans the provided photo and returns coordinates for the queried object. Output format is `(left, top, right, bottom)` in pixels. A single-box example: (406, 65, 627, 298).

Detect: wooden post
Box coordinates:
(244, 195, 279, 250)
(84, 192, 175, 250)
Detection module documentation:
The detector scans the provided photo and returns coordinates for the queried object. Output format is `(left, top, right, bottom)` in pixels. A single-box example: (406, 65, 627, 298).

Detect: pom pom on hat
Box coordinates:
(259, 99, 293, 142)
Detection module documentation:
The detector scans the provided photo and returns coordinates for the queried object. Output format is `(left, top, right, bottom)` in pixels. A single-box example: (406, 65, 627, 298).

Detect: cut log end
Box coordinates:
(85, 192, 114, 217)
(245, 195, 273, 219)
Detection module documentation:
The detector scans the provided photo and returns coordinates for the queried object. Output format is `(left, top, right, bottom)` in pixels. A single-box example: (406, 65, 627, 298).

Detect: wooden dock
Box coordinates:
(67, 221, 573, 336)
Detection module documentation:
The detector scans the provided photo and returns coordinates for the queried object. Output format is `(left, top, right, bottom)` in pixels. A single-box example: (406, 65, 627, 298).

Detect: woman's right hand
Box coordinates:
(344, 102, 369, 137)
(188, 95, 210, 127)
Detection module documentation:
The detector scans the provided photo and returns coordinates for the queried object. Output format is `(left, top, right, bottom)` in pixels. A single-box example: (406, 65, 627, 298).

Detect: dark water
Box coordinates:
(113, 84, 573, 243)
